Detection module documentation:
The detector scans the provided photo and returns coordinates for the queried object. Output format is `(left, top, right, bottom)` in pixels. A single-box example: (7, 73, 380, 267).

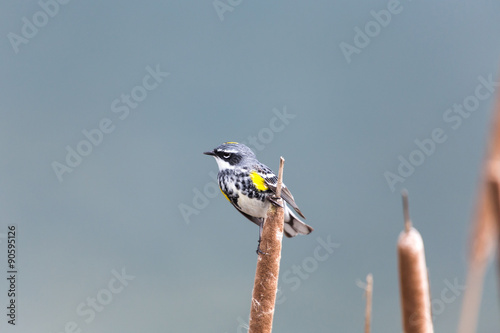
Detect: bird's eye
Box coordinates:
(223, 153, 231, 159)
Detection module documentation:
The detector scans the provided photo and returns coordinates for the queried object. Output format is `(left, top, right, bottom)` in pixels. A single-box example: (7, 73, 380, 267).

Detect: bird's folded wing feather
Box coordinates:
(253, 163, 306, 219)
(265, 178, 306, 219)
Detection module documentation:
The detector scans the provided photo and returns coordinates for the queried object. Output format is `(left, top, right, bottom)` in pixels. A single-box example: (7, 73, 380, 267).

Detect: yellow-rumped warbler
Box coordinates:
(204, 142, 313, 253)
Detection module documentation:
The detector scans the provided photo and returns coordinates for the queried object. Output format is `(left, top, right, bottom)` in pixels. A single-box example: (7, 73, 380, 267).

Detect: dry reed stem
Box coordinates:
(364, 273, 373, 333)
(398, 192, 434, 333)
(458, 92, 500, 333)
(488, 176, 500, 313)
(276, 157, 285, 198)
(248, 157, 285, 333)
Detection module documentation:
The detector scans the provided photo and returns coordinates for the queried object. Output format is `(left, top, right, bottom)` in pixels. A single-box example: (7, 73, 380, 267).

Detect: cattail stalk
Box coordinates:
(398, 191, 434, 333)
(458, 91, 500, 333)
(458, 163, 498, 333)
(248, 157, 285, 333)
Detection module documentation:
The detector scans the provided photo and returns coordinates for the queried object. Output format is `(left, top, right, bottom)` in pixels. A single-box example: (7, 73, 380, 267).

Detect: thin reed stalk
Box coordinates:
(364, 274, 373, 333)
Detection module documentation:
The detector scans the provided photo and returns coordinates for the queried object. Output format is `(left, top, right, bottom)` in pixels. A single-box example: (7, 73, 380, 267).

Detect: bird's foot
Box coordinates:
(256, 240, 268, 255)
(268, 195, 283, 208)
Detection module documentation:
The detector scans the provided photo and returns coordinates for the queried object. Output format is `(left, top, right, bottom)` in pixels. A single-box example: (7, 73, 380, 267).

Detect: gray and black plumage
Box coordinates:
(204, 142, 313, 252)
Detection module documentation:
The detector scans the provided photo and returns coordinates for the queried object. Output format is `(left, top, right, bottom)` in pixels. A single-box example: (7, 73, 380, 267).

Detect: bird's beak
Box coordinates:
(203, 150, 216, 156)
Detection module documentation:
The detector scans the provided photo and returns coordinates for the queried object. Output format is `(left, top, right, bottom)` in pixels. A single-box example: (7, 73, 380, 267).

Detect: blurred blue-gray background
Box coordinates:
(1, 1, 500, 332)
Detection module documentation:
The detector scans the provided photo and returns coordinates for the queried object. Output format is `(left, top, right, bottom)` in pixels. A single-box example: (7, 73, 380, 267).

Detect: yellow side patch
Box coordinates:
(220, 187, 230, 202)
(224, 141, 238, 144)
(250, 171, 269, 191)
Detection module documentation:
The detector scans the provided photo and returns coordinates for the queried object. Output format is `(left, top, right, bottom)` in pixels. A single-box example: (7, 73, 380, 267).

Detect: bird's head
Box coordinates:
(204, 142, 256, 171)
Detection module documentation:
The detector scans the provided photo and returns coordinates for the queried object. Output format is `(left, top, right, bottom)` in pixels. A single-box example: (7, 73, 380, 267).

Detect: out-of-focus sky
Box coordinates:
(1, 1, 500, 332)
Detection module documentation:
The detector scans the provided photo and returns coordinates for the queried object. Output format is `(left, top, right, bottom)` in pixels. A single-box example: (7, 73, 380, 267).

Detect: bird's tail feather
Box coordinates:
(283, 209, 314, 238)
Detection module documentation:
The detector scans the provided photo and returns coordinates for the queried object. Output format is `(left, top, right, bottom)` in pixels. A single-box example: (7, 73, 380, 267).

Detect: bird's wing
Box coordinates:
(254, 164, 306, 219)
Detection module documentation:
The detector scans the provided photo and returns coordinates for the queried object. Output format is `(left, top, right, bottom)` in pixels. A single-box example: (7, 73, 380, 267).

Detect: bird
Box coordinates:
(204, 142, 313, 254)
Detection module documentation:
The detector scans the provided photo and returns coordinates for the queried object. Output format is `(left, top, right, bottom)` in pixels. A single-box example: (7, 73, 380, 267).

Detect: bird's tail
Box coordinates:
(283, 207, 314, 238)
